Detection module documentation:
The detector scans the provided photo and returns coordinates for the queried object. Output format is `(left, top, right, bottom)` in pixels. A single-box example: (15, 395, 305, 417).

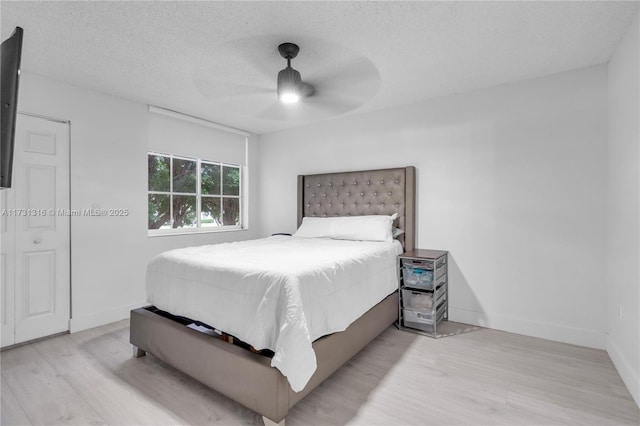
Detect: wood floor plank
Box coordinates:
(1, 375, 32, 426)
(105, 319, 131, 346)
(1, 345, 106, 425)
(1, 320, 638, 426)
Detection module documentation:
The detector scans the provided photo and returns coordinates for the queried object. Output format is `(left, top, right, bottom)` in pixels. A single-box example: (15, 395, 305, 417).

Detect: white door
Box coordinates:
(0, 114, 70, 346)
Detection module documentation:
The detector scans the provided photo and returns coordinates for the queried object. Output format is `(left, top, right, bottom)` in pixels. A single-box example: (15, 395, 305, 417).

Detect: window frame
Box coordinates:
(148, 152, 243, 235)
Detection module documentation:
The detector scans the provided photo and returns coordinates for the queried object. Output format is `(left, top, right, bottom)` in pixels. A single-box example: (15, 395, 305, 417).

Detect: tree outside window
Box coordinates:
(148, 153, 241, 231)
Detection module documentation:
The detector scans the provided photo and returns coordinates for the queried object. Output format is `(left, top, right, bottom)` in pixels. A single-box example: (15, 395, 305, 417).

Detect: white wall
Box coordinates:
(17, 72, 259, 332)
(258, 65, 608, 349)
(606, 10, 640, 406)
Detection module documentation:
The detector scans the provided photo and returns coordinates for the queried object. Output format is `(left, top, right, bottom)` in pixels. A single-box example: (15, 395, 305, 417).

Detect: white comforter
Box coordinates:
(146, 236, 402, 391)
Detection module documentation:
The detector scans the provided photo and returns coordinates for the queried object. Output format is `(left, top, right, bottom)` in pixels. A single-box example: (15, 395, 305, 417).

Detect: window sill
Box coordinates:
(148, 227, 248, 238)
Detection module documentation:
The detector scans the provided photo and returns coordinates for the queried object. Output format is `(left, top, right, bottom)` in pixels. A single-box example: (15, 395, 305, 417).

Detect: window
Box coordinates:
(148, 152, 242, 232)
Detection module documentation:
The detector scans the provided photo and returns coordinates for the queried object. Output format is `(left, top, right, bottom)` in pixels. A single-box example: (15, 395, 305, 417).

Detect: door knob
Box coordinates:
(34, 238, 42, 244)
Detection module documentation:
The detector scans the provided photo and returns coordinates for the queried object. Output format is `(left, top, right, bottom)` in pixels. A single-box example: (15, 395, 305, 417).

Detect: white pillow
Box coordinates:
(293, 216, 334, 239)
(294, 215, 395, 242)
(333, 215, 394, 242)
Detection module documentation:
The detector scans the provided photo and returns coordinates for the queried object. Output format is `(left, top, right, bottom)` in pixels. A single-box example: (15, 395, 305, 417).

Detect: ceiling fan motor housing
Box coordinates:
(277, 66, 302, 96)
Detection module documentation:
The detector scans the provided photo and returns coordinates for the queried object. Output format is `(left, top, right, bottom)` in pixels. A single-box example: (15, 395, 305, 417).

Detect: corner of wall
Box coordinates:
(607, 336, 640, 407)
(605, 8, 640, 408)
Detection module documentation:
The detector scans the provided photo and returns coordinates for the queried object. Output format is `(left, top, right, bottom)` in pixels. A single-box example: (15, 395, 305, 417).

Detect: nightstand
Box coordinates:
(397, 249, 448, 337)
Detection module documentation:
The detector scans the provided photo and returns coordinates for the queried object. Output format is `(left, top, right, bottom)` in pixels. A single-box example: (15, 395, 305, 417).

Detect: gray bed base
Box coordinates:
(130, 166, 415, 425)
(130, 292, 398, 424)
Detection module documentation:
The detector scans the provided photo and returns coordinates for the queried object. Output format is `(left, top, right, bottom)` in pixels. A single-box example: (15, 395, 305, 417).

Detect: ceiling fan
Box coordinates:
(193, 35, 381, 121)
(276, 42, 314, 104)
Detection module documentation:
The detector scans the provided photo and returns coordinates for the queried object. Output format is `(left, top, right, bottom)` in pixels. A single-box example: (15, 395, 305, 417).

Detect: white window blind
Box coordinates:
(148, 106, 248, 166)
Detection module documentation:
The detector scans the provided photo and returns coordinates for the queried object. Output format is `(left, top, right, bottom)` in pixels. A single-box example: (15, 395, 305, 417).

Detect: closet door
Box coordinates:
(1, 114, 71, 346)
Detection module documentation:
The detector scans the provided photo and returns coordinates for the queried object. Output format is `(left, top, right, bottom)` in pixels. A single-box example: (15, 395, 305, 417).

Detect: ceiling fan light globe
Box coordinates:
(279, 92, 301, 104)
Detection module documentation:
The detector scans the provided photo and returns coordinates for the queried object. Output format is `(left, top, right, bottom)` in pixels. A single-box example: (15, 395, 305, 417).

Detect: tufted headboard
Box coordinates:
(297, 166, 416, 252)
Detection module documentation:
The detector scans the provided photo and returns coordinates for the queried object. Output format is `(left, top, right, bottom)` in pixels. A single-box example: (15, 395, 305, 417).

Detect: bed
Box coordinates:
(130, 166, 416, 425)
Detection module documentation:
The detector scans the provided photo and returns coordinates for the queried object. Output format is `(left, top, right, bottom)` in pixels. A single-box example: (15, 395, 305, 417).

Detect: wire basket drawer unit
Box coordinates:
(397, 249, 448, 337)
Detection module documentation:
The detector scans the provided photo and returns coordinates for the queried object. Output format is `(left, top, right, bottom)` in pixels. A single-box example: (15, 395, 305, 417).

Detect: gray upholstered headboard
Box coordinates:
(297, 167, 416, 252)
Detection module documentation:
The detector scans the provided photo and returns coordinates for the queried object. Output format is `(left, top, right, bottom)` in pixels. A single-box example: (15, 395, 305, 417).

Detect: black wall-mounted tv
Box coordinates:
(1, 27, 23, 189)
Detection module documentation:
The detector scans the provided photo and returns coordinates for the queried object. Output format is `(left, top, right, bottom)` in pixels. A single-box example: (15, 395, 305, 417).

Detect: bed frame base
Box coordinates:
(130, 292, 398, 424)
(263, 416, 285, 426)
(132, 345, 146, 358)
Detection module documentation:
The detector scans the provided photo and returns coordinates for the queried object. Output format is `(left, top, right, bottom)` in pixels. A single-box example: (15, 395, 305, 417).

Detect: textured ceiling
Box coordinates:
(1, 1, 638, 134)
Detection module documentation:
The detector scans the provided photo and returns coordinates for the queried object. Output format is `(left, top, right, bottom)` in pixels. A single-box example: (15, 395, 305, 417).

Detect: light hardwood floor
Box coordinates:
(1, 320, 638, 425)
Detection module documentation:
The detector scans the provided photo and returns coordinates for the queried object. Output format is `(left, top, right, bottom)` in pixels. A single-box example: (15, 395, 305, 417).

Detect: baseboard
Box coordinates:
(69, 301, 147, 333)
(449, 307, 606, 349)
(607, 337, 640, 408)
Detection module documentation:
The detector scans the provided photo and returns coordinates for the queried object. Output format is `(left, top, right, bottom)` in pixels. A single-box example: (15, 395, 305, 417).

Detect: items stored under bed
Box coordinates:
(144, 306, 275, 357)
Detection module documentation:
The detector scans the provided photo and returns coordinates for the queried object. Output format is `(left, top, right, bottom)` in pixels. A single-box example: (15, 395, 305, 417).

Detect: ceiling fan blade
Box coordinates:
(192, 35, 280, 100)
(306, 56, 376, 83)
(257, 101, 306, 121)
(302, 94, 363, 116)
(256, 92, 363, 121)
(194, 78, 272, 99)
(299, 54, 380, 116)
(218, 36, 284, 81)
